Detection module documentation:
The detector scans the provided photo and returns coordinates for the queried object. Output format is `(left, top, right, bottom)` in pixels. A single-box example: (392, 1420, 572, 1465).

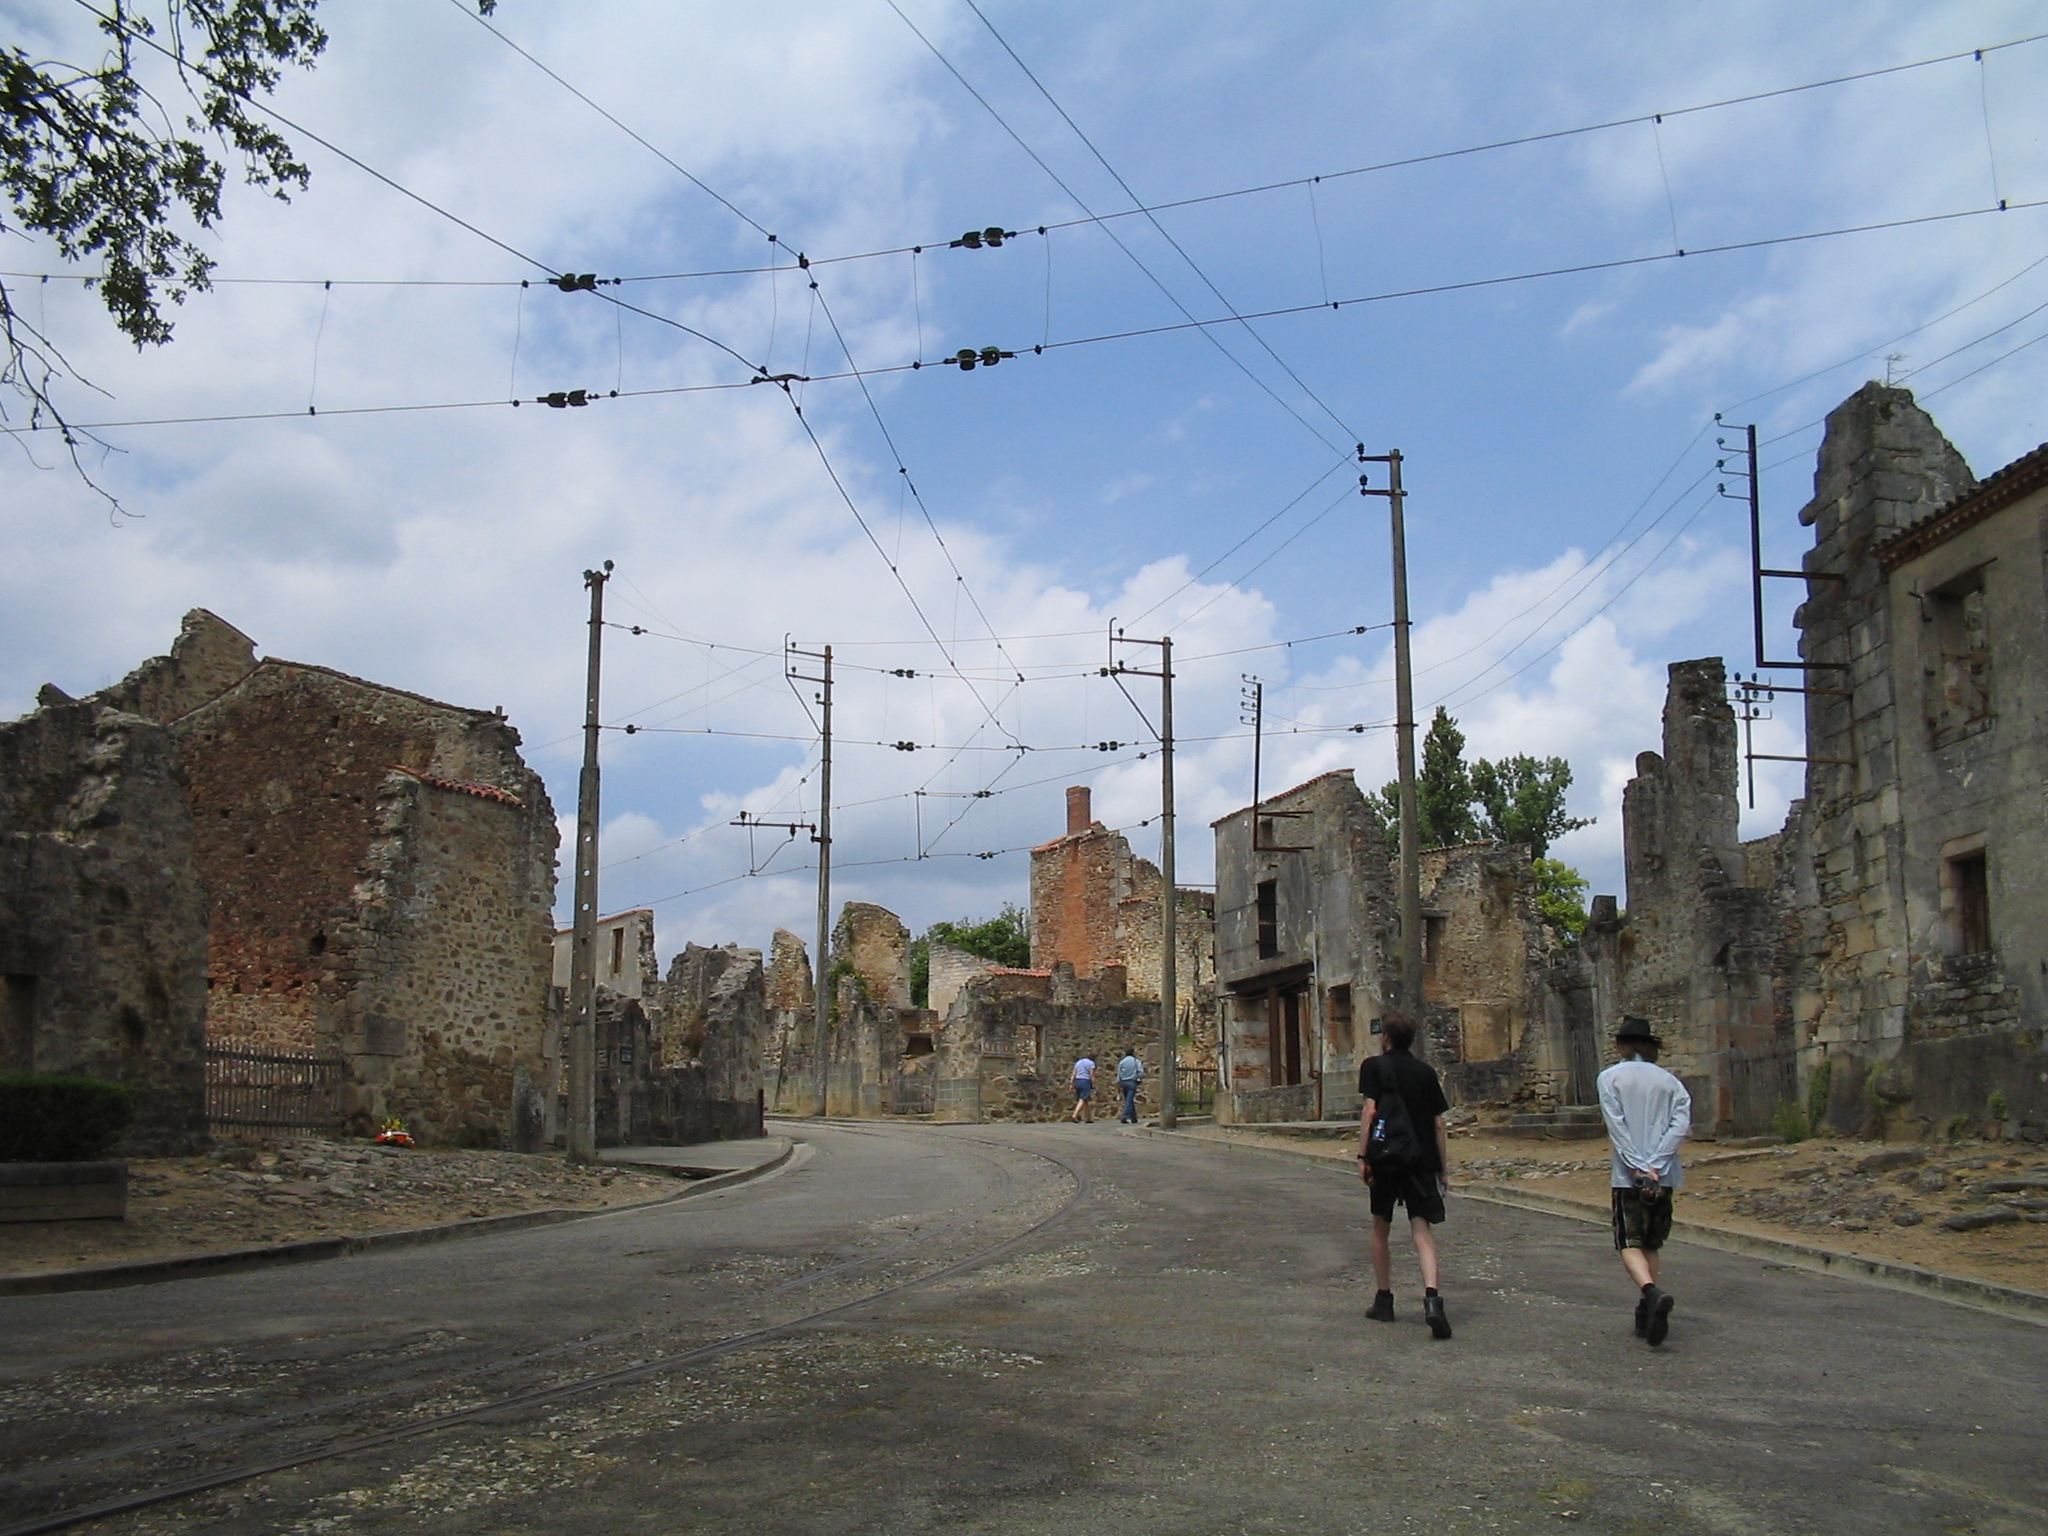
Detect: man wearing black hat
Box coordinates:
(1598, 1016, 1691, 1346)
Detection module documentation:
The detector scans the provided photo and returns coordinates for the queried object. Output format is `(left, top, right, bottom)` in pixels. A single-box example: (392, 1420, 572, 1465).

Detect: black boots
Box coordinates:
(1367, 1288, 1450, 1338)
(1424, 1292, 1453, 1340)
(1640, 1284, 1674, 1346)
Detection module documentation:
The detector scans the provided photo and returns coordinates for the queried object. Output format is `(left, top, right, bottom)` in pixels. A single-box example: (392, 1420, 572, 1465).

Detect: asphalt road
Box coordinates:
(2, 1121, 2045, 1536)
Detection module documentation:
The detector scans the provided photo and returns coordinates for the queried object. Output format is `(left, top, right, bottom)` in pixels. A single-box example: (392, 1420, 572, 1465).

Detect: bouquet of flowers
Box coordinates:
(374, 1117, 415, 1148)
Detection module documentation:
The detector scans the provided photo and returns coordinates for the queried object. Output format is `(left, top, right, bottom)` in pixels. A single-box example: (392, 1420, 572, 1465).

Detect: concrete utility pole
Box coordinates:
(1361, 450, 1423, 1014)
(787, 642, 834, 1117)
(1109, 631, 1177, 1128)
(566, 561, 611, 1164)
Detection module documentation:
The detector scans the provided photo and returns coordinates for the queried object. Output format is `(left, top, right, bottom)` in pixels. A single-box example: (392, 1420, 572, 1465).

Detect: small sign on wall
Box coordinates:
(1369, 1017, 1384, 1036)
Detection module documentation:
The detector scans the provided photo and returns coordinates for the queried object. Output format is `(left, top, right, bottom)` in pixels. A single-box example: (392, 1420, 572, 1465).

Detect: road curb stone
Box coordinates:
(1134, 1124, 2048, 1326)
(0, 1139, 796, 1299)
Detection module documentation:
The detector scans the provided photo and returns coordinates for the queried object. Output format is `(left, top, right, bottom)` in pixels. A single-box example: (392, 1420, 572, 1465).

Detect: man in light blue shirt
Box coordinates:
(1115, 1048, 1144, 1124)
(1598, 1016, 1691, 1347)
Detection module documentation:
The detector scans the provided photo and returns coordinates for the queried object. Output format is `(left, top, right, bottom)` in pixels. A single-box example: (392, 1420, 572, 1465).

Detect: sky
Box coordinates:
(4, 0, 2047, 965)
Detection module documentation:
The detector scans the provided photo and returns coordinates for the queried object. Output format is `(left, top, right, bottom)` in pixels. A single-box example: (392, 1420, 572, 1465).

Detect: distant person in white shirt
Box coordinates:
(1070, 1055, 1097, 1122)
(1598, 1015, 1692, 1347)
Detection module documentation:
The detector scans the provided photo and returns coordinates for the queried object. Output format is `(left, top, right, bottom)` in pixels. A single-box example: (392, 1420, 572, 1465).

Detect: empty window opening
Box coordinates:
(1924, 569, 1992, 745)
(1949, 850, 1991, 955)
(1255, 881, 1279, 959)
(1327, 984, 1354, 1056)
(609, 926, 626, 978)
(2, 975, 36, 1072)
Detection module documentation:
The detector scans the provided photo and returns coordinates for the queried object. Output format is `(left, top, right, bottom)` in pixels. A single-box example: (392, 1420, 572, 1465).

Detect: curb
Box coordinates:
(0, 1139, 797, 1300)
(1135, 1125, 2048, 1327)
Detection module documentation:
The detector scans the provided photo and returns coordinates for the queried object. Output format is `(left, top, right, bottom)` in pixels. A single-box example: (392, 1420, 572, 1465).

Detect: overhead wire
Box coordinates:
(959, 0, 1359, 446)
(885, 0, 1351, 455)
(14, 194, 2042, 441)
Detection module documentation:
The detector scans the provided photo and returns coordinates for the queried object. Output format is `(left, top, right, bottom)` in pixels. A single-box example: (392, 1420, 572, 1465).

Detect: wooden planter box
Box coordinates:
(0, 1162, 129, 1223)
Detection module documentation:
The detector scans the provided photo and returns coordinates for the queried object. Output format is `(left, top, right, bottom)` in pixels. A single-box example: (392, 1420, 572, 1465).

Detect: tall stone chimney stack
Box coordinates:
(1065, 785, 1092, 836)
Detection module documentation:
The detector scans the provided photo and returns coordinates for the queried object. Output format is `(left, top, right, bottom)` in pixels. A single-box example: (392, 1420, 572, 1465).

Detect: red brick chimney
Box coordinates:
(1065, 785, 1092, 835)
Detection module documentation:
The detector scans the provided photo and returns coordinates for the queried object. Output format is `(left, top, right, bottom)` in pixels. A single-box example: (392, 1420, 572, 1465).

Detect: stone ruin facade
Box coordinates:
(754, 883, 1166, 1125)
(0, 689, 210, 1153)
(1211, 769, 1576, 1123)
(1029, 785, 1215, 1010)
(1584, 385, 2048, 1142)
(4, 609, 562, 1150)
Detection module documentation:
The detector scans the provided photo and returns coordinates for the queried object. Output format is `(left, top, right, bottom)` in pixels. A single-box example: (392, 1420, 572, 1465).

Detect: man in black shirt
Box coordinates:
(1357, 1012, 1454, 1339)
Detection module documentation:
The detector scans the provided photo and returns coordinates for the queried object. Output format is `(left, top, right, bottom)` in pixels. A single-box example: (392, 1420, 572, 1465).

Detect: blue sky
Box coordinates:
(5, 0, 2046, 961)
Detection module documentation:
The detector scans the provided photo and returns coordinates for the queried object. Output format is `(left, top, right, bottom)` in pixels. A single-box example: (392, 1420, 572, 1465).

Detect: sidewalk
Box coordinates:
(1140, 1121, 2048, 1324)
(0, 1136, 793, 1297)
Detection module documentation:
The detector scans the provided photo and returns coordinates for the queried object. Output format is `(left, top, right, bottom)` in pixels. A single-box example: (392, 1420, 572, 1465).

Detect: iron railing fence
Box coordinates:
(205, 1045, 346, 1134)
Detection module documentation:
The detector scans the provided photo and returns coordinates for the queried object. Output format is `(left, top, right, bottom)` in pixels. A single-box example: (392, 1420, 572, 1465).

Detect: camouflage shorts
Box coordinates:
(1611, 1186, 1675, 1251)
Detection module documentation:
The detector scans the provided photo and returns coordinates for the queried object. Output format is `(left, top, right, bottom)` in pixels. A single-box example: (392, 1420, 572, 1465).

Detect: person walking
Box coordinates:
(1069, 1053, 1097, 1122)
(1598, 1015, 1692, 1347)
(1357, 1013, 1454, 1339)
(1115, 1047, 1145, 1124)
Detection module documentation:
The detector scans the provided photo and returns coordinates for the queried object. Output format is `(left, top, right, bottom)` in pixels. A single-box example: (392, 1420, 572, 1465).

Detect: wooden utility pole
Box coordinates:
(788, 642, 834, 1116)
(1361, 451, 1422, 1013)
(1109, 631, 1176, 1128)
(566, 561, 611, 1164)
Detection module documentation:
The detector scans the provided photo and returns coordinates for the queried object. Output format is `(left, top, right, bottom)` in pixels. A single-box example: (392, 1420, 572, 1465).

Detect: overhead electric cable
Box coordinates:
(14, 199, 2041, 440)
(959, 0, 1359, 445)
(886, 0, 1350, 453)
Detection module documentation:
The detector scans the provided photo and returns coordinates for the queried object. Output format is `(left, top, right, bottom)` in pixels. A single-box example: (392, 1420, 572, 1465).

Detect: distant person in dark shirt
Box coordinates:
(1356, 1012, 1454, 1339)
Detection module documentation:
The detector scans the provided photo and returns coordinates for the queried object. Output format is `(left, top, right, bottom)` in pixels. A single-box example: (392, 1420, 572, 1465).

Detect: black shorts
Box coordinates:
(1368, 1166, 1445, 1225)
(1611, 1187, 1675, 1251)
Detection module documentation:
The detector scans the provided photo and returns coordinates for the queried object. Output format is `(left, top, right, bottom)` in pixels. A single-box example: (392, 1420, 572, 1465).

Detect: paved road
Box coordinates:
(3, 1121, 2045, 1536)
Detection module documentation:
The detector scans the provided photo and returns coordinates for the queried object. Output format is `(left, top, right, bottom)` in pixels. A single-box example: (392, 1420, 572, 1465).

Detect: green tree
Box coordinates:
(1365, 706, 1481, 851)
(1470, 754, 1593, 859)
(909, 903, 1031, 1006)
(1, 2, 489, 488)
(1531, 857, 1590, 942)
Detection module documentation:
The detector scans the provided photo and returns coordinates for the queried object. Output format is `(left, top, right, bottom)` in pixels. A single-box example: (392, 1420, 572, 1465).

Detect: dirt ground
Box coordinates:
(0, 1139, 679, 1279)
(1200, 1123, 2048, 1292)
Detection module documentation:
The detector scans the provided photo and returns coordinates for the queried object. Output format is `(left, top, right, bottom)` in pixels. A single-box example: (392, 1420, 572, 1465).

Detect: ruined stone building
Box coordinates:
(1030, 785, 1215, 1015)
(5, 609, 563, 1148)
(1585, 384, 2048, 1141)
(0, 690, 210, 1152)
(552, 908, 660, 1002)
(1211, 769, 1572, 1123)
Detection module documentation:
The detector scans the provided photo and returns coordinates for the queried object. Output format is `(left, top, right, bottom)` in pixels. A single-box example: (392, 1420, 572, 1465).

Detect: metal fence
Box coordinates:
(205, 1045, 346, 1134)
(887, 1068, 936, 1117)
(1174, 1067, 1218, 1114)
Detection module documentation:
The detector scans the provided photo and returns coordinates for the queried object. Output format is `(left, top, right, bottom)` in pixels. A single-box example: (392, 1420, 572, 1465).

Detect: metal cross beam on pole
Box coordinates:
(1108, 629, 1176, 1130)
(566, 560, 612, 1165)
(1359, 449, 1423, 1017)
(787, 641, 833, 1117)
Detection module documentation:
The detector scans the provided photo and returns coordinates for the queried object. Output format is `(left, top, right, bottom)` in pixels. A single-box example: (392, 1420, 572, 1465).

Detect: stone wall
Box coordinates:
(1591, 386, 2048, 1142)
(1028, 784, 1214, 1004)
(1419, 842, 1563, 1104)
(926, 940, 988, 1018)
(1595, 659, 1814, 1133)
(933, 963, 1159, 1122)
(762, 927, 816, 1113)
(0, 696, 209, 1153)
(343, 771, 557, 1144)
(100, 611, 559, 1147)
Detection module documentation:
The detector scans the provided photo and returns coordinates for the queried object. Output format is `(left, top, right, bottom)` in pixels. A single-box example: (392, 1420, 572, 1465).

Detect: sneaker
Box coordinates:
(1644, 1286, 1674, 1346)
(1424, 1294, 1452, 1340)
(1366, 1290, 1396, 1322)
(1634, 1298, 1649, 1338)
